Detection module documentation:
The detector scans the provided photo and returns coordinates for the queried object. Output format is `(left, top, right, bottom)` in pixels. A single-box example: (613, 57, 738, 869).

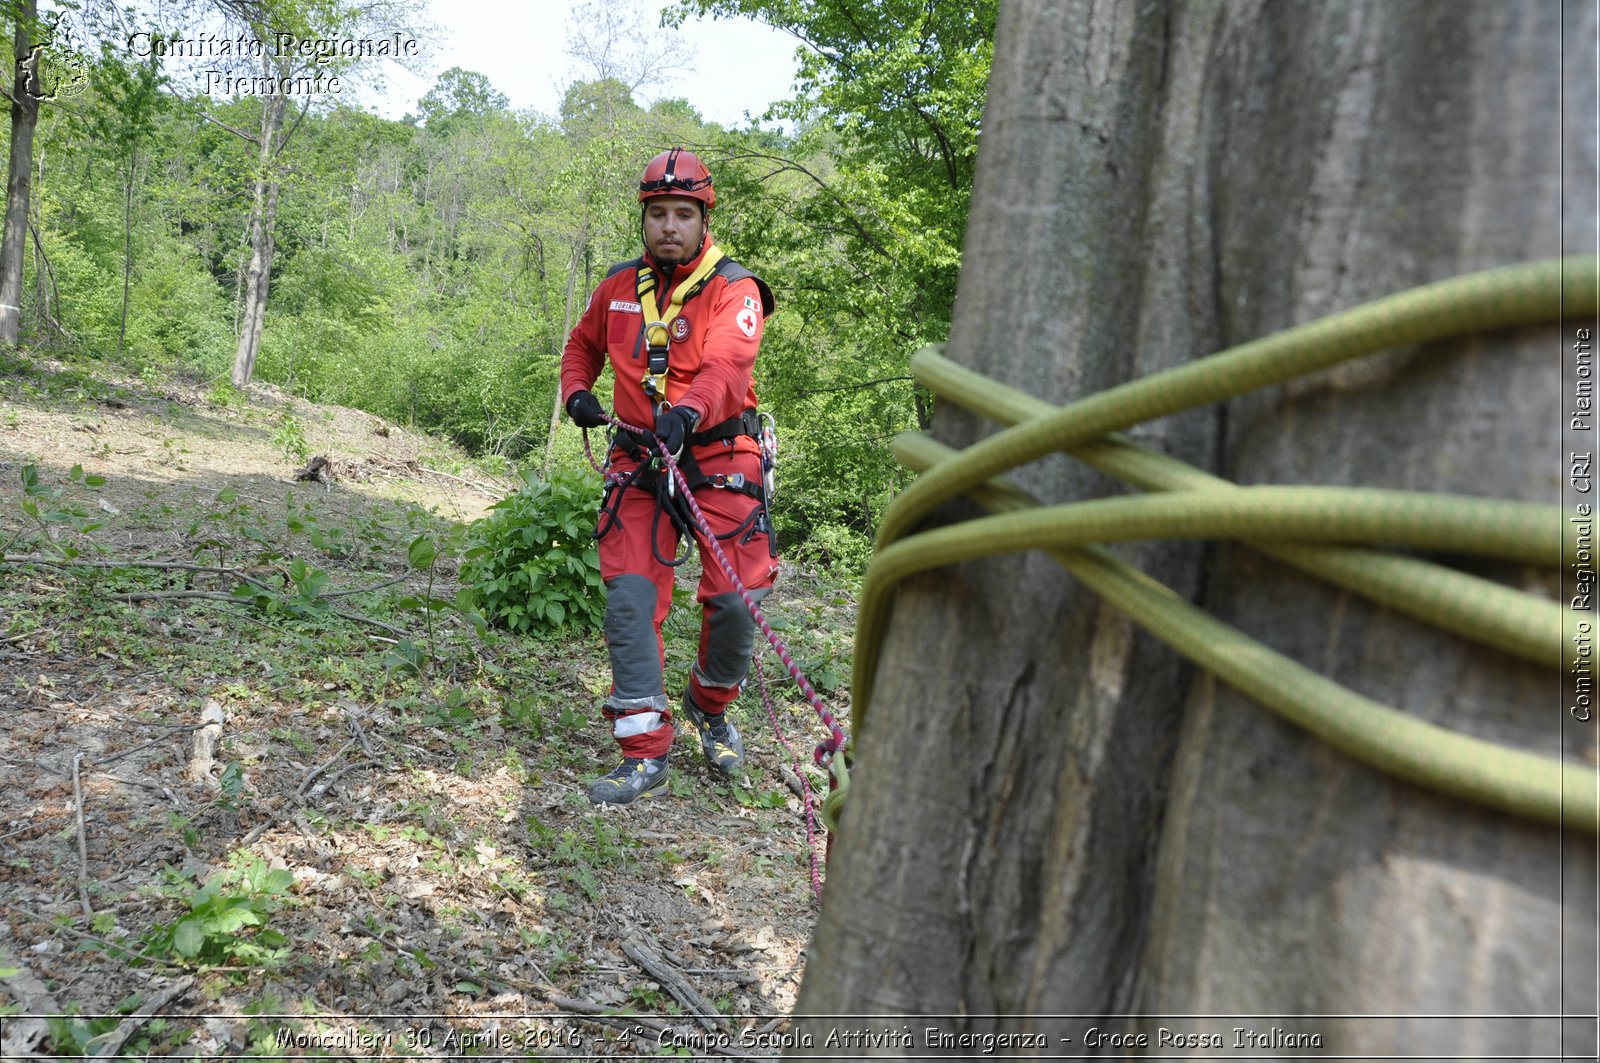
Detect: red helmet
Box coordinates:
(638, 147, 715, 209)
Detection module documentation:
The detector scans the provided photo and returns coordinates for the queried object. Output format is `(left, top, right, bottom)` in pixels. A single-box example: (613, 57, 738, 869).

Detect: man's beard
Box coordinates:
(651, 240, 692, 268)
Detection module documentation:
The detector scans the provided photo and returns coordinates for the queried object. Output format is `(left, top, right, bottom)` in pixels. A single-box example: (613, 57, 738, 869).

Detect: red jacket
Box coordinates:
(561, 241, 772, 445)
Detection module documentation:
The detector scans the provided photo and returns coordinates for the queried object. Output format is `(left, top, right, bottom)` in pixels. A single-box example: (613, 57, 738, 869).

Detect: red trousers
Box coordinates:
(597, 442, 778, 758)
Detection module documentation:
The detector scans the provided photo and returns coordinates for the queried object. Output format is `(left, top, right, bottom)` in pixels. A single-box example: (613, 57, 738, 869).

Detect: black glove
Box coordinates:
(565, 389, 606, 429)
(653, 405, 698, 455)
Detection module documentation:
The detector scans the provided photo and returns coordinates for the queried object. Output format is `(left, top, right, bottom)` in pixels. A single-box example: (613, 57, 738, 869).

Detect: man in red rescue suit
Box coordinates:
(560, 148, 778, 805)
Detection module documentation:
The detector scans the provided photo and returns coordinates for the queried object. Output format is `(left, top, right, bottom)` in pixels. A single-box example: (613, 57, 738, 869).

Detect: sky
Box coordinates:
(47, 0, 803, 130)
(367, 1, 804, 127)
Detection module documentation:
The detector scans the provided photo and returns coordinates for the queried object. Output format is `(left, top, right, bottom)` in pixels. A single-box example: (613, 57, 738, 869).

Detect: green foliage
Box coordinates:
(461, 469, 605, 636)
(789, 520, 873, 578)
(8, 463, 107, 558)
(666, 0, 997, 557)
(8, 2, 996, 563)
(418, 66, 510, 129)
(272, 412, 310, 463)
(138, 852, 295, 969)
(43, 994, 145, 1057)
(387, 523, 481, 675)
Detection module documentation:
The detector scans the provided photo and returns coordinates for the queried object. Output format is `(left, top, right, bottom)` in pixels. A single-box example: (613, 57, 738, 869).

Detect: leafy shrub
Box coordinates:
(272, 412, 310, 463)
(139, 852, 294, 968)
(790, 521, 874, 579)
(462, 468, 605, 636)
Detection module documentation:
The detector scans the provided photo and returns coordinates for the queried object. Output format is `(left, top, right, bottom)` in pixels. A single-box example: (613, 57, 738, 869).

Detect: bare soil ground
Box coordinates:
(0, 353, 856, 1060)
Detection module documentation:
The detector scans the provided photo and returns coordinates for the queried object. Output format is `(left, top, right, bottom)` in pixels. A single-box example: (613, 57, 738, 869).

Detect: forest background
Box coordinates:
(5, 0, 997, 575)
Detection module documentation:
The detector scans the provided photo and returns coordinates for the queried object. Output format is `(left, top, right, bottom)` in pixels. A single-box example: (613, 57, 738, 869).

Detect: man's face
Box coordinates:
(643, 196, 705, 267)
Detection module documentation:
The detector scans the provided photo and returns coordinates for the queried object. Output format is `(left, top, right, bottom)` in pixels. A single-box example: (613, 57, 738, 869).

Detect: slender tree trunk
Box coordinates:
(543, 236, 586, 477)
(0, 0, 39, 346)
(116, 150, 136, 359)
(795, 1, 1596, 1057)
(231, 82, 286, 388)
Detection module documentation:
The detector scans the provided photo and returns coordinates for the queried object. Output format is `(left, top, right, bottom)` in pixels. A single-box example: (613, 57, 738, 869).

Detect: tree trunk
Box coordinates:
(543, 236, 586, 477)
(0, 0, 39, 346)
(230, 78, 286, 388)
(116, 150, 136, 359)
(794, 1, 1596, 1057)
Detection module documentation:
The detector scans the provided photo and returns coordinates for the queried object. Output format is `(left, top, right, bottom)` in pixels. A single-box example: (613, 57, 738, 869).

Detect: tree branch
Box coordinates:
(197, 109, 259, 144)
(272, 96, 313, 160)
(709, 147, 894, 259)
(793, 375, 915, 398)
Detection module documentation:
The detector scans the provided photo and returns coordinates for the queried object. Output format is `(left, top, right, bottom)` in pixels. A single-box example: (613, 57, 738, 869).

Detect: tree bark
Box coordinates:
(794, 1, 1596, 1057)
(230, 66, 287, 388)
(543, 235, 586, 477)
(116, 150, 136, 359)
(0, 0, 39, 346)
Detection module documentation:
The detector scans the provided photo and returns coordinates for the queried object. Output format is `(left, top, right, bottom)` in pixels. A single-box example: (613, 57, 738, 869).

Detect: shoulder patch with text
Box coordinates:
(609, 299, 642, 314)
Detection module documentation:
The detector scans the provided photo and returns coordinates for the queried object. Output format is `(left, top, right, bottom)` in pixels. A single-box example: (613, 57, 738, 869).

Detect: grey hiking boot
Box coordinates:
(680, 694, 745, 778)
(586, 755, 669, 805)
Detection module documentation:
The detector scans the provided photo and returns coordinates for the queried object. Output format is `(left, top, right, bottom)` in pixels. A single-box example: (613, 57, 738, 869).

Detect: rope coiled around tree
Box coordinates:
(852, 256, 1599, 833)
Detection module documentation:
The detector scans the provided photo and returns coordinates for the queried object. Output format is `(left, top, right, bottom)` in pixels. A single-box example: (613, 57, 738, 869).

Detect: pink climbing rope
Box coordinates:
(753, 654, 826, 901)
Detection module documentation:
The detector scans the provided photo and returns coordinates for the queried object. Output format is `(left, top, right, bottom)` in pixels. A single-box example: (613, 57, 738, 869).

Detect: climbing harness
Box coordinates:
(852, 256, 1599, 833)
(635, 247, 725, 404)
(590, 409, 777, 567)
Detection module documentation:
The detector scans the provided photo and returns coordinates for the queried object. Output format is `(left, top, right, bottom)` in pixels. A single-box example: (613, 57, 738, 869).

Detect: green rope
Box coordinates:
(877, 257, 1594, 547)
(907, 351, 1567, 670)
(853, 256, 1599, 832)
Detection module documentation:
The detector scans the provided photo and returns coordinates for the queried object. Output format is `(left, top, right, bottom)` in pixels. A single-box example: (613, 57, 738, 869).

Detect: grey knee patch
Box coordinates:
(605, 574, 663, 699)
(697, 588, 769, 688)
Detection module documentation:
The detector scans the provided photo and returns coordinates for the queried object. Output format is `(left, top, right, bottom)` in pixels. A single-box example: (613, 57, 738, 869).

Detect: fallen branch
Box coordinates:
(0, 750, 68, 777)
(5, 556, 416, 627)
(2, 904, 175, 968)
(71, 752, 92, 919)
(314, 925, 762, 1060)
(115, 590, 246, 604)
(622, 934, 728, 1034)
(364, 457, 508, 499)
(4, 555, 254, 576)
(82, 976, 195, 1058)
(294, 739, 355, 798)
(321, 575, 409, 600)
(187, 699, 226, 783)
(303, 759, 378, 800)
(388, 457, 507, 498)
(342, 703, 380, 758)
(420, 465, 508, 498)
(99, 771, 181, 796)
(239, 820, 276, 847)
(330, 607, 409, 637)
(116, 586, 412, 639)
(93, 725, 206, 768)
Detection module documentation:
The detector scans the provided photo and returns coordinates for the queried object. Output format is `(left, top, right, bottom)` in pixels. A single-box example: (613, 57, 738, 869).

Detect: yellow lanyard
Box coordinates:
(637, 244, 724, 402)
